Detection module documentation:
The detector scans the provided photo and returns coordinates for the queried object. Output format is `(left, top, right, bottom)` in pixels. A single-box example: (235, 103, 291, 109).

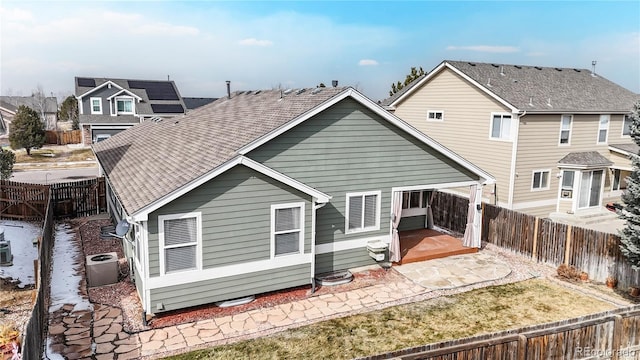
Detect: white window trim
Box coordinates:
(622, 114, 632, 138)
(489, 112, 513, 142)
(558, 114, 573, 146)
(559, 169, 575, 201)
(90, 97, 102, 115)
(401, 190, 430, 217)
(115, 96, 135, 115)
(270, 202, 305, 258)
(597, 114, 610, 144)
(345, 190, 381, 234)
(531, 169, 551, 191)
(158, 212, 202, 276)
(426, 110, 444, 122)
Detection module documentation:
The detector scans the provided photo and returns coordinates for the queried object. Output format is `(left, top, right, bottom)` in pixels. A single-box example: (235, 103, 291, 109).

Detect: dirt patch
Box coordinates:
(0, 278, 35, 335)
(13, 146, 94, 164)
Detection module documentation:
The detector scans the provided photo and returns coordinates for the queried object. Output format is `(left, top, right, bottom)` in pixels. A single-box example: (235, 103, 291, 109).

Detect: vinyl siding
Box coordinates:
(610, 151, 633, 170)
(248, 97, 479, 271)
(80, 86, 119, 116)
(315, 248, 374, 274)
(150, 264, 310, 312)
(146, 165, 312, 277)
(392, 68, 513, 205)
(514, 114, 633, 215)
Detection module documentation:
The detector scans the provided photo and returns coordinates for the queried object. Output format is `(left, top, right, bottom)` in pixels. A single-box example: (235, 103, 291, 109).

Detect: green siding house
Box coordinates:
(93, 87, 494, 316)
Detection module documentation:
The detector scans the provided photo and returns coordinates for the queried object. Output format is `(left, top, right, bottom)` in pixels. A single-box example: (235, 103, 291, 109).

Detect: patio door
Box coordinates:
(578, 170, 603, 209)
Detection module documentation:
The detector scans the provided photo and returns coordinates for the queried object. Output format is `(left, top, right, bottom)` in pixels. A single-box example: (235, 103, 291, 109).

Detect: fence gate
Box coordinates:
(50, 178, 106, 218)
(0, 180, 49, 221)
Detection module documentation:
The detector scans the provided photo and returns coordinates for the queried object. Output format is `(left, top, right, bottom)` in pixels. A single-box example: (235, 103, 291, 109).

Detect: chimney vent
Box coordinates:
(591, 61, 597, 77)
(226, 81, 231, 99)
(332, 80, 338, 87)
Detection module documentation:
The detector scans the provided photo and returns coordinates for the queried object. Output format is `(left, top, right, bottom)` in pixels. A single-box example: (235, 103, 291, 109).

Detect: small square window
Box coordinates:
(532, 170, 550, 190)
(272, 204, 304, 257)
(427, 111, 444, 121)
(346, 191, 380, 233)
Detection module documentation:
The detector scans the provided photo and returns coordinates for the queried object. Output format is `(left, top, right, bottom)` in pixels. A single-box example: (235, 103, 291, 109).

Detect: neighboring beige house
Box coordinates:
(0, 96, 59, 137)
(383, 60, 639, 218)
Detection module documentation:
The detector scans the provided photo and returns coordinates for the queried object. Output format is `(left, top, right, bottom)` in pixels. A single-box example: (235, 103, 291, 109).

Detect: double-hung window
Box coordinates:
(531, 170, 550, 191)
(116, 97, 134, 114)
(490, 113, 512, 140)
(559, 115, 572, 145)
(597, 115, 610, 144)
(623, 115, 632, 137)
(271, 203, 304, 257)
(159, 213, 201, 275)
(90, 97, 102, 114)
(346, 191, 380, 233)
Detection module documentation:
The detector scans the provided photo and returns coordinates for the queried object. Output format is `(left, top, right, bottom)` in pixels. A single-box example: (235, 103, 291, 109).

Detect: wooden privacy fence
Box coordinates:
(21, 197, 53, 360)
(358, 306, 640, 360)
(0, 178, 106, 221)
(45, 130, 82, 145)
(433, 191, 640, 290)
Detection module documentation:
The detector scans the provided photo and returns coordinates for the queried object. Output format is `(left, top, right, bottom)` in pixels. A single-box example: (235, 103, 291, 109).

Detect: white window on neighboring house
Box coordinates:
(560, 170, 575, 199)
(559, 115, 572, 145)
(532, 170, 550, 191)
(427, 111, 444, 122)
(346, 191, 381, 233)
(159, 213, 201, 275)
(612, 169, 628, 191)
(623, 115, 632, 137)
(490, 113, 512, 140)
(271, 203, 305, 257)
(597, 115, 610, 144)
(116, 97, 134, 114)
(90, 97, 102, 114)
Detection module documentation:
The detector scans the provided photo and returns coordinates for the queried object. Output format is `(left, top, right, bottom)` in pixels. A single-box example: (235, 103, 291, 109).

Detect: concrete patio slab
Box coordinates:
(394, 251, 512, 290)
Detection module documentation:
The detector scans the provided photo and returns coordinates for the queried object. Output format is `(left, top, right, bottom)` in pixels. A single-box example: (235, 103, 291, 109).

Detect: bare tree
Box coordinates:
(31, 84, 56, 130)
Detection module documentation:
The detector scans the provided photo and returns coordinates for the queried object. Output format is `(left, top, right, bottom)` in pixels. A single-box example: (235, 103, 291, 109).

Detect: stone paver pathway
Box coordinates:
(394, 252, 511, 289)
(47, 252, 513, 359)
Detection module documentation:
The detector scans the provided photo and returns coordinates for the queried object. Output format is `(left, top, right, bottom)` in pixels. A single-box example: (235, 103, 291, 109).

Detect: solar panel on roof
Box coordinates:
(150, 104, 184, 114)
(77, 78, 96, 87)
(128, 80, 179, 100)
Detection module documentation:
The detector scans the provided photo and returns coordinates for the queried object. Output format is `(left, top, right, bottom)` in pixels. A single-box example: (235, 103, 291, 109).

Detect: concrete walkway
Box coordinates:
(47, 252, 513, 359)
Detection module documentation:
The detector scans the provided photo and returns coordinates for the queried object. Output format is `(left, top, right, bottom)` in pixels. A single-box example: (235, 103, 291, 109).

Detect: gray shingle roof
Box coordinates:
(558, 151, 613, 167)
(0, 96, 58, 113)
(384, 60, 638, 112)
(183, 97, 218, 110)
(93, 87, 346, 214)
(610, 143, 639, 155)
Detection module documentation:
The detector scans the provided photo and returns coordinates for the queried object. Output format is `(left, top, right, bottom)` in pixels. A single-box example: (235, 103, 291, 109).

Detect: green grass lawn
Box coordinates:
(164, 279, 614, 360)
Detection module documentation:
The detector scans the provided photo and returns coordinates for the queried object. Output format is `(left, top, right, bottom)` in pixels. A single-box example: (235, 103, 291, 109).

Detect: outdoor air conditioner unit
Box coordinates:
(86, 252, 118, 287)
(561, 189, 573, 199)
(0, 228, 12, 267)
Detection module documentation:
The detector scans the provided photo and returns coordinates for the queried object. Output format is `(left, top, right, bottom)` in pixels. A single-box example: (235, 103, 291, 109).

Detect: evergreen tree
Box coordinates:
(0, 148, 15, 180)
(389, 66, 425, 96)
(9, 105, 46, 156)
(58, 95, 79, 130)
(620, 101, 640, 269)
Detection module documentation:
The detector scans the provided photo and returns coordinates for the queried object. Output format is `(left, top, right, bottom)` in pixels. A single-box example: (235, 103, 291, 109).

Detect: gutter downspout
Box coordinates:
(507, 110, 526, 208)
(311, 200, 328, 294)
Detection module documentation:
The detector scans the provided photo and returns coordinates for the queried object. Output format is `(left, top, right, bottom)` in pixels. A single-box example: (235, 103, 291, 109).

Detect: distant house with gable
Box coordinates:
(74, 77, 187, 144)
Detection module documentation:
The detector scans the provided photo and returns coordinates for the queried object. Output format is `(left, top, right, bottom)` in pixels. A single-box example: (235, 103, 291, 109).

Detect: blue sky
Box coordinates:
(1, 1, 638, 102)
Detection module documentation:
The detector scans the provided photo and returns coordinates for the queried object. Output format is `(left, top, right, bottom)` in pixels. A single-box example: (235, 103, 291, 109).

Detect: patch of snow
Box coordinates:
(0, 220, 41, 288)
(44, 337, 64, 360)
(48, 223, 92, 313)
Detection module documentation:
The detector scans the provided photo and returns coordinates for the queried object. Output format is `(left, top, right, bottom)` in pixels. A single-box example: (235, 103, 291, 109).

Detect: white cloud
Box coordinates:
(238, 38, 273, 47)
(134, 23, 199, 36)
(358, 59, 379, 66)
(0, 7, 33, 21)
(446, 45, 520, 53)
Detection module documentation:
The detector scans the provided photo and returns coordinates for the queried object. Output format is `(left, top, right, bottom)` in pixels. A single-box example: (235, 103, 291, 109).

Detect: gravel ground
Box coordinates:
(70, 217, 637, 336)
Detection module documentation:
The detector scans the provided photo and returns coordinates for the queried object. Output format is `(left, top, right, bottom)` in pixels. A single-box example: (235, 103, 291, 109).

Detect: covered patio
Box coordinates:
(396, 228, 477, 265)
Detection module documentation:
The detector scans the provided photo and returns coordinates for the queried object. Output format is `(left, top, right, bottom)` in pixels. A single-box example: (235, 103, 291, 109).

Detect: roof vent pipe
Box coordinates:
(486, 78, 492, 87)
(591, 61, 597, 77)
(226, 80, 231, 99)
(332, 80, 338, 87)
(500, 66, 505, 76)
(529, 97, 533, 106)
(547, 98, 552, 107)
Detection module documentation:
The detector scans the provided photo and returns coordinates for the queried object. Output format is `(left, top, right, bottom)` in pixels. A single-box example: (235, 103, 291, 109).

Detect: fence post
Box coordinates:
(532, 217, 539, 262)
(517, 334, 528, 360)
(564, 225, 572, 266)
(611, 314, 623, 360)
